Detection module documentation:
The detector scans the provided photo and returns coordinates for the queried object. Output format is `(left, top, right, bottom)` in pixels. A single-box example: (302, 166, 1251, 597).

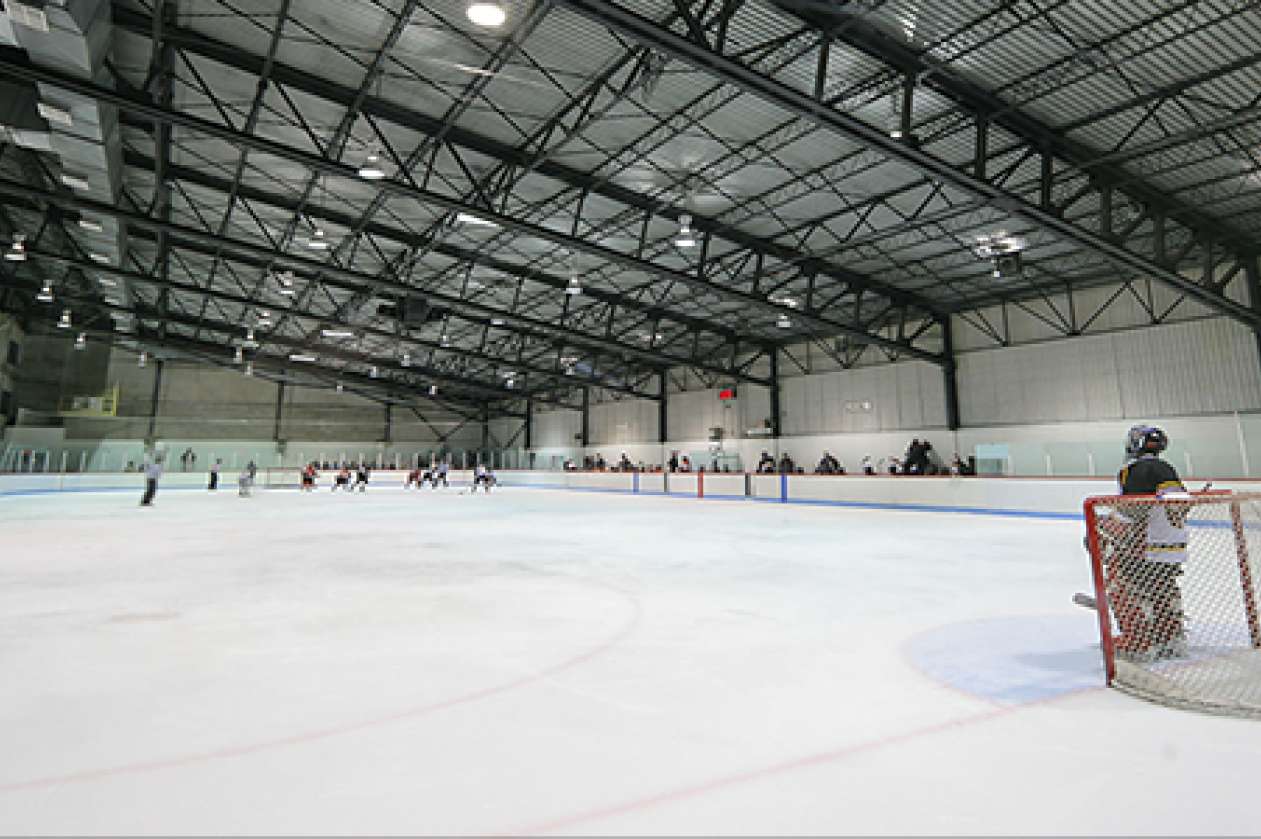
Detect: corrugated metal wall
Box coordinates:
(956, 317, 1261, 425)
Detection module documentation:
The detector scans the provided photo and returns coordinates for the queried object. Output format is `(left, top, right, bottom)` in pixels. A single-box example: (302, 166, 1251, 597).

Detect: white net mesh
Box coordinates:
(262, 468, 301, 490)
(1085, 492, 1261, 718)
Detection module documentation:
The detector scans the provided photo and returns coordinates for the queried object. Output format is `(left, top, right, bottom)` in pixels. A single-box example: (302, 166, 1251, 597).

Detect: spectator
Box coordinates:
(208, 458, 222, 491)
(778, 452, 795, 473)
(679, 456, 692, 473)
(668, 452, 679, 472)
(861, 455, 875, 476)
(756, 451, 776, 473)
(816, 451, 842, 474)
(595, 453, 607, 470)
(619, 452, 633, 472)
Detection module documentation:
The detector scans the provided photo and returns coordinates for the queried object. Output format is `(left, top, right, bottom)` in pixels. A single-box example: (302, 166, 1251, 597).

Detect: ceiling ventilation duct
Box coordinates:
(1, 0, 129, 325)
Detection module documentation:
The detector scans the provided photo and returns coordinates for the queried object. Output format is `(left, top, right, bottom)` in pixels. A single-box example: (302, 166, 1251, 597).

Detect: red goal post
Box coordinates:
(1083, 490, 1261, 717)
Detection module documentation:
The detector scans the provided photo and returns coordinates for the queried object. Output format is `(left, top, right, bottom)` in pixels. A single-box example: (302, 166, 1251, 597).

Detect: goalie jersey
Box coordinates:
(1117, 455, 1189, 564)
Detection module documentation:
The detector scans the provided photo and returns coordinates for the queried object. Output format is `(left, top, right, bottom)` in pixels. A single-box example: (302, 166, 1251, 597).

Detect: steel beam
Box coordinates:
(557, 0, 1261, 331)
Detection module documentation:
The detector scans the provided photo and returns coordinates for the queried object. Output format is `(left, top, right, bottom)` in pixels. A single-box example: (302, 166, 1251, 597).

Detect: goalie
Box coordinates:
(1094, 425, 1191, 662)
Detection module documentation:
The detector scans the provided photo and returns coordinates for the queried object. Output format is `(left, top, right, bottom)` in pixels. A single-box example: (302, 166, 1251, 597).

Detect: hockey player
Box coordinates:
(140, 454, 164, 506)
(471, 463, 495, 493)
(405, 466, 422, 489)
(1096, 425, 1190, 662)
(433, 460, 449, 489)
(300, 462, 318, 492)
(354, 463, 371, 493)
(333, 466, 352, 492)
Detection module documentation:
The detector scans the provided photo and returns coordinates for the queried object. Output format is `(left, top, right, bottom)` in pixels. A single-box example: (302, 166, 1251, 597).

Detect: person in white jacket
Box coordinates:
(140, 455, 164, 506)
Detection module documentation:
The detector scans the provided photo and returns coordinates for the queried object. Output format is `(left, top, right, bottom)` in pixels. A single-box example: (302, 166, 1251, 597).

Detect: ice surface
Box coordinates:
(1, 485, 1258, 835)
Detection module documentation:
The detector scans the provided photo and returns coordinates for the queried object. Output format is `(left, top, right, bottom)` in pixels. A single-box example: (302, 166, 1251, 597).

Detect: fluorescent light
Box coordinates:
(58, 308, 72, 328)
(401, 352, 411, 367)
(467, 2, 507, 27)
(138, 351, 147, 368)
(490, 318, 504, 326)
(37, 101, 73, 127)
(321, 328, 355, 338)
(674, 213, 697, 248)
(89, 252, 110, 264)
(776, 314, 792, 329)
(74, 332, 86, 350)
(358, 153, 386, 180)
(7, 2, 49, 32)
(428, 384, 438, 396)
(506, 378, 515, 388)
(455, 212, 498, 228)
(565, 275, 582, 295)
(36, 283, 54, 303)
(78, 218, 104, 233)
(244, 361, 253, 376)
(60, 173, 90, 191)
(307, 228, 329, 250)
(233, 346, 243, 364)
(104, 297, 123, 305)
(98, 277, 117, 287)
(5, 236, 25, 262)
(369, 366, 379, 378)
(278, 287, 297, 296)
(288, 353, 317, 362)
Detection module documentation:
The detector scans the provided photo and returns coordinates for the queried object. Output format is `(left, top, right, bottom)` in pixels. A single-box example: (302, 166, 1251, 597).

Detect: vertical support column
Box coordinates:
(974, 115, 989, 180)
(147, 358, 164, 441)
(383, 402, 392, 444)
(942, 316, 961, 431)
(658, 371, 668, 444)
(273, 380, 285, 441)
(481, 403, 490, 464)
(524, 397, 533, 451)
(898, 73, 914, 141)
(580, 387, 590, 448)
(1245, 258, 1261, 373)
(769, 348, 782, 438)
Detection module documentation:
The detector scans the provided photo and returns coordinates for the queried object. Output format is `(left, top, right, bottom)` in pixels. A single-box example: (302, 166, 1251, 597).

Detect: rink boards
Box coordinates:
(6, 470, 1261, 517)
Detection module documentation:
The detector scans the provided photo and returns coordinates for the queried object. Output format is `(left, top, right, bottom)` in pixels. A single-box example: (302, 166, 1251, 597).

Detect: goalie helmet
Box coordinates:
(1125, 424, 1168, 458)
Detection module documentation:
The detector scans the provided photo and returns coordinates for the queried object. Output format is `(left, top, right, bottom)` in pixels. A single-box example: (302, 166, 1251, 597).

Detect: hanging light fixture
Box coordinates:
(466, 2, 507, 27)
(776, 314, 792, 329)
(233, 346, 244, 364)
(369, 365, 379, 379)
(336, 381, 344, 393)
(74, 332, 86, 350)
(5, 233, 26, 262)
(358, 151, 386, 180)
(57, 308, 72, 328)
(401, 352, 411, 367)
(138, 351, 148, 368)
(36, 280, 54, 303)
(257, 309, 272, 326)
(565, 273, 582, 295)
(429, 384, 438, 396)
(244, 360, 254, 377)
(674, 214, 697, 248)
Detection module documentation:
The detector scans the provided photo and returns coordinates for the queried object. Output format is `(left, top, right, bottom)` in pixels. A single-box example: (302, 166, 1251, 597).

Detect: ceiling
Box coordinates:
(2, 0, 1259, 415)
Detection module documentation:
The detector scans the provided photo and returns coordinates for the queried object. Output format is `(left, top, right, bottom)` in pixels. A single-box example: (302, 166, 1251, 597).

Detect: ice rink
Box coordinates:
(2, 483, 1258, 835)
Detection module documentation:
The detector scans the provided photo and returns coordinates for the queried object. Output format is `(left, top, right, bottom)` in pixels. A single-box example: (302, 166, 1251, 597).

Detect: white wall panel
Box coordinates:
(590, 398, 658, 444)
(533, 409, 581, 448)
(958, 317, 1261, 426)
(780, 361, 946, 434)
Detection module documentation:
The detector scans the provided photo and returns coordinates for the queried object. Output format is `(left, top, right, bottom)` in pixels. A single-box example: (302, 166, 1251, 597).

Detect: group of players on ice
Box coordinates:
(294, 460, 497, 493)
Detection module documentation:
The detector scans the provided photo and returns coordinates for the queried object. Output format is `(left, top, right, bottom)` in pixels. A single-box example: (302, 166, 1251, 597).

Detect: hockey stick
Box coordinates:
(1072, 592, 1096, 609)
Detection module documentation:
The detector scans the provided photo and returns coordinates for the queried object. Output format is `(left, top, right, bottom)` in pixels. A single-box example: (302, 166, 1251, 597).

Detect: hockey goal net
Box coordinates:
(1084, 491, 1261, 717)
(261, 467, 302, 490)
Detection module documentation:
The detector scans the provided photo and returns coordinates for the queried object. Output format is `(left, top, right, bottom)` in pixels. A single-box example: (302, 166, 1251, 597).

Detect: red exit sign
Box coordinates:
(718, 387, 738, 401)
